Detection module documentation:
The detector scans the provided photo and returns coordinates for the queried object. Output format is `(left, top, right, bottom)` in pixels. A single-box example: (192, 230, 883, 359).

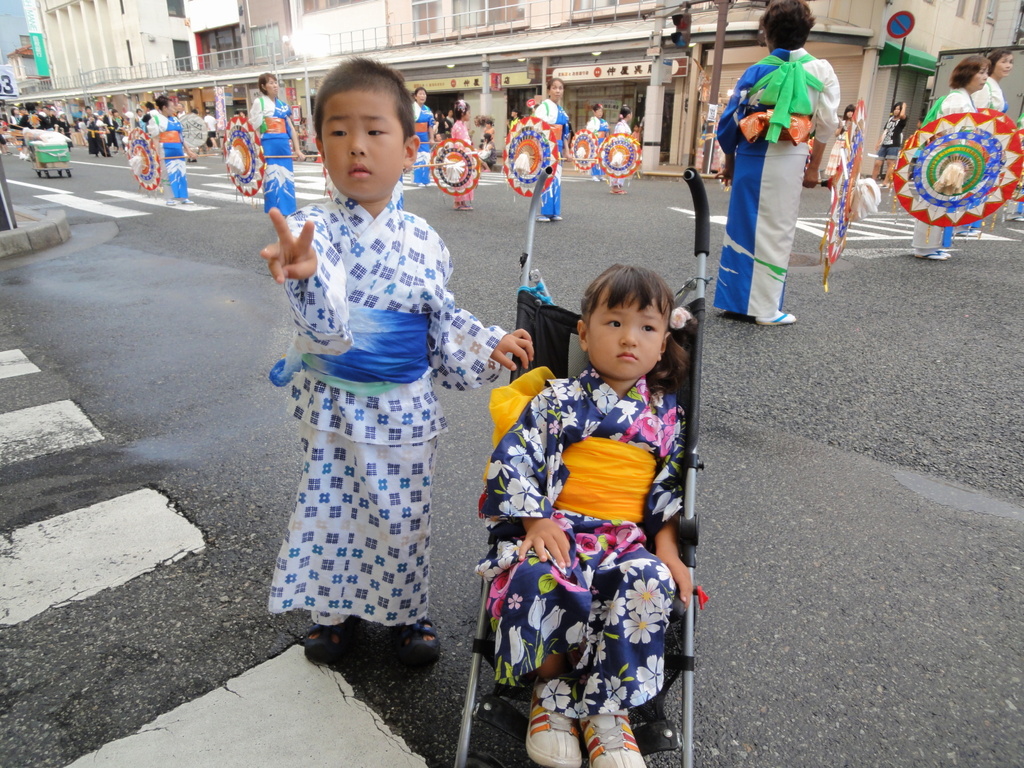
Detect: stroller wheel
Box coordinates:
(466, 753, 507, 768)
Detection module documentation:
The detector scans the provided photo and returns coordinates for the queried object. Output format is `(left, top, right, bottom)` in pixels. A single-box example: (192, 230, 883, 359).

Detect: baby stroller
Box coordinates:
(455, 168, 711, 768)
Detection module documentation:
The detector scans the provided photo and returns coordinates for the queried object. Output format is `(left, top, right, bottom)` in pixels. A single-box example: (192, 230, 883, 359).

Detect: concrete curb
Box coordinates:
(0, 207, 72, 260)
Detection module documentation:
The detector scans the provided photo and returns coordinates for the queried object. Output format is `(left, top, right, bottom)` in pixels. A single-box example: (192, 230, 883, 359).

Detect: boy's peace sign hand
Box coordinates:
(261, 208, 317, 284)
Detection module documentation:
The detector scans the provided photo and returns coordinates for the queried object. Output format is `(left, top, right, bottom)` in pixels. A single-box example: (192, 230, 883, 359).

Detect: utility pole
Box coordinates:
(701, 0, 730, 174)
(642, 0, 731, 174)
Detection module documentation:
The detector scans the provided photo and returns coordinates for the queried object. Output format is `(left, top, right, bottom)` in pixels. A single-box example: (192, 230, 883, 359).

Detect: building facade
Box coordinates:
(13, 0, 1024, 165)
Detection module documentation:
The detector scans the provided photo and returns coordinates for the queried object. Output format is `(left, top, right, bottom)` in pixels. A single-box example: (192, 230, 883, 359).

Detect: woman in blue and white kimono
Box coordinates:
(712, 0, 839, 326)
(412, 87, 436, 187)
(534, 77, 572, 222)
(250, 73, 301, 215)
(148, 95, 198, 206)
(585, 103, 609, 183)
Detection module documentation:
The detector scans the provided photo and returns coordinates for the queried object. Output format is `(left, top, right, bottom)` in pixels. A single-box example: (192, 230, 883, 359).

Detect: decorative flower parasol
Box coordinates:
(224, 115, 265, 198)
(893, 109, 1024, 227)
(820, 100, 867, 289)
(126, 128, 162, 192)
(597, 134, 641, 179)
(504, 116, 558, 197)
(570, 129, 599, 171)
(429, 138, 481, 196)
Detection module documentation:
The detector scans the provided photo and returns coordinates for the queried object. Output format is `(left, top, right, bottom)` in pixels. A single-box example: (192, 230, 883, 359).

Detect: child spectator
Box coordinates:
(478, 264, 694, 768)
(260, 57, 533, 667)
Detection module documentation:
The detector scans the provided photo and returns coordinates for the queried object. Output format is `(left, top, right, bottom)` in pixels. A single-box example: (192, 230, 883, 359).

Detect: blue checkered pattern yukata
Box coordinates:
(268, 182, 508, 627)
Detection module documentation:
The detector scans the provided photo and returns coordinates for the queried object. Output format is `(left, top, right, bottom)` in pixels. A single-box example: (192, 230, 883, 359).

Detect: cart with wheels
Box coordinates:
(30, 141, 72, 178)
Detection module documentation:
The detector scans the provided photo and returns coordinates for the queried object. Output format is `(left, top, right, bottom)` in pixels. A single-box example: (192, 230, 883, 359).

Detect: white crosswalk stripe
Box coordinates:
(0, 349, 427, 766)
(63, 646, 427, 767)
(669, 207, 1022, 245)
(35, 192, 149, 218)
(0, 489, 206, 625)
(99, 189, 218, 210)
(0, 349, 41, 380)
(0, 399, 104, 466)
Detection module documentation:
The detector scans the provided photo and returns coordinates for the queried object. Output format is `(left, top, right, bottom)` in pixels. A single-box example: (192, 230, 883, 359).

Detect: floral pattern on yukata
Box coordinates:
(476, 368, 686, 717)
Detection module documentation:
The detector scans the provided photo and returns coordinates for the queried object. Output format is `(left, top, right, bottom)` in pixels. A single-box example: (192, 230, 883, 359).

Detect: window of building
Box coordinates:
(127, 39, 133, 66)
(412, 0, 441, 35)
(19, 34, 30, 47)
(972, 0, 983, 23)
(453, 0, 524, 29)
(173, 39, 192, 71)
(302, 0, 366, 10)
(251, 23, 282, 61)
(986, 0, 997, 19)
(167, 0, 185, 17)
(955, 0, 965, 16)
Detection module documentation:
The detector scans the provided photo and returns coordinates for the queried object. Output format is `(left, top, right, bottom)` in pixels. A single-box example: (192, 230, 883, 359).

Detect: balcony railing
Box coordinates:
(20, 0, 656, 96)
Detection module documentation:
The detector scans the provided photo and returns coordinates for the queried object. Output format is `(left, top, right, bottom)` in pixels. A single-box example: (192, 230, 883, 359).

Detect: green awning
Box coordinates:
(879, 41, 937, 74)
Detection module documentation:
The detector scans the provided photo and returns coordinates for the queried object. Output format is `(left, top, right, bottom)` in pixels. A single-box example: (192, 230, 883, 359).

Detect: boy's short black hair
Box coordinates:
(760, 0, 815, 51)
(313, 57, 414, 139)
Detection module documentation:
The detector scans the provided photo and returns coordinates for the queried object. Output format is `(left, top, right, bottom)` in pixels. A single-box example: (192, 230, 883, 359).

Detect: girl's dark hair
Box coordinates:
(580, 264, 690, 396)
(987, 48, 1013, 72)
(890, 101, 905, 114)
(619, 105, 632, 119)
(760, 0, 815, 51)
(155, 95, 170, 110)
(591, 102, 603, 112)
(258, 72, 277, 95)
(453, 99, 470, 120)
(843, 104, 855, 117)
(950, 55, 989, 89)
(313, 57, 414, 139)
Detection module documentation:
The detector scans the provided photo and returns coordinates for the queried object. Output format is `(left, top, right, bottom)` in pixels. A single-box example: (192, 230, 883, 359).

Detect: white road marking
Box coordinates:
(7, 179, 73, 194)
(0, 399, 103, 466)
(64, 646, 427, 767)
(34, 193, 148, 218)
(200, 181, 324, 201)
(98, 189, 217, 210)
(189, 187, 256, 203)
(0, 489, 205, 626)
(0, 349, 41, 380)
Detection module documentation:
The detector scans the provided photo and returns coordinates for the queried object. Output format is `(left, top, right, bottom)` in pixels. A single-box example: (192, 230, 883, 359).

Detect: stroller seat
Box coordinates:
(456, 168, 711, 768)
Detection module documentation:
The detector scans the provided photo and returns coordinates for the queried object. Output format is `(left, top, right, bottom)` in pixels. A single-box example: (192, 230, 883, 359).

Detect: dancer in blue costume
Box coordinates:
(585, 103, 609, 183)
(712, 0, 839, 326)
(250, 73, 301, 216)
(912, 55, 989, 259)
(411, 87, 436, 187)
(978, 50, 1023, 222)
(148, 95, 198, 206)
(535, 77, 572, 222)
(260, 57, 534, 668)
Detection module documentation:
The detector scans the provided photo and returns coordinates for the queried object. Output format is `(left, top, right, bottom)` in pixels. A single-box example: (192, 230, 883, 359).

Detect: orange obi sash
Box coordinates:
(264, 117, 287, 134)
(488, 366, 653, 525)
(159, 130, 181, 144)
(415, 121, 430, 134)
(739, 111, 812, 145)
(550, 124, 563, 141)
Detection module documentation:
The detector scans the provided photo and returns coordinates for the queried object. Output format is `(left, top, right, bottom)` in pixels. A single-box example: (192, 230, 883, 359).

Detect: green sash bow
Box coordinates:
(750, 54, 823, 143)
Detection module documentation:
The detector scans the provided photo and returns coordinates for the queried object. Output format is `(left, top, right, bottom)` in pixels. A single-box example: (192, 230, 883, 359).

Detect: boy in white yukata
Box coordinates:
(261, 57, 533, 667)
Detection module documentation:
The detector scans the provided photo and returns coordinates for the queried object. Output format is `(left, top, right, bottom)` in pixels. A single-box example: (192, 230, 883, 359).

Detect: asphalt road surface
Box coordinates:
(1, 148, 1022, 768)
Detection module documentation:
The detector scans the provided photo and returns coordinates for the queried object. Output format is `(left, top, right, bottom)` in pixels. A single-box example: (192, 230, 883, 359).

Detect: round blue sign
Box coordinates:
(887, 11, 914, 39)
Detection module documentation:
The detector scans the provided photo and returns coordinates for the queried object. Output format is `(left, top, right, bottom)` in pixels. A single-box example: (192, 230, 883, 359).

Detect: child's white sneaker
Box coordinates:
(526, 681, 581, 768)
(581, 711, 645, 768)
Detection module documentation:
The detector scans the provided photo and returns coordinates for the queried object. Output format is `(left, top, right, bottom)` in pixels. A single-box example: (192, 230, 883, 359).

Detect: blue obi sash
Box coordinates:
(303, 308, 430, 384)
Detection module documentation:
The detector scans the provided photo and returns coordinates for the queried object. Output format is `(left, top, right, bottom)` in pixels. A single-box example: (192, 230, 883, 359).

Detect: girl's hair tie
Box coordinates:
(670, 307, 692, 330)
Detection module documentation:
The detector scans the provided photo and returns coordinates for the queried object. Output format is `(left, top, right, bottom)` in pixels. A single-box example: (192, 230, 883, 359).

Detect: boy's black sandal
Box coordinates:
(304, 615, 361, 665)
(396, 618, 441, 666)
